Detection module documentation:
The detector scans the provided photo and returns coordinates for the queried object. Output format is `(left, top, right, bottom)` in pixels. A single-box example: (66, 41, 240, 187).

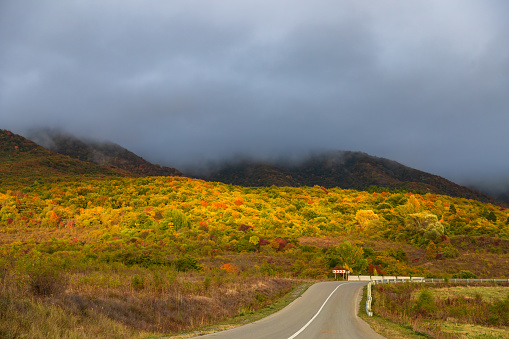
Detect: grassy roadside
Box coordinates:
(164, 281, 314, 338)
(358, 286, 428, 339)
(358, 283, 509, 339)
(419, 285, 508, 303)
(0, 261, 305, 339)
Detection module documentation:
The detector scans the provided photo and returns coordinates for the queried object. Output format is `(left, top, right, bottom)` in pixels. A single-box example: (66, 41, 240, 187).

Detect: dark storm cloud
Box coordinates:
(1, 0, 509, 185)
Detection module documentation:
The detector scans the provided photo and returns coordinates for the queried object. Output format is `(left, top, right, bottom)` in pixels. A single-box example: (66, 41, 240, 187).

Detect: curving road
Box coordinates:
(194, 281, 385, 339)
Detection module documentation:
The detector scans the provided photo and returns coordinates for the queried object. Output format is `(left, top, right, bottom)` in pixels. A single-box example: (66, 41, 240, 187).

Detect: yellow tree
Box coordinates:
(355, 210, 380, 231)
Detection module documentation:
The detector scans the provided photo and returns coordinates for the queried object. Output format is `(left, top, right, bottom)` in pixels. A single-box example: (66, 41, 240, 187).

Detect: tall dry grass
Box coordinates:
(0, 262, 295, 338)
(372, 282, 509, 338)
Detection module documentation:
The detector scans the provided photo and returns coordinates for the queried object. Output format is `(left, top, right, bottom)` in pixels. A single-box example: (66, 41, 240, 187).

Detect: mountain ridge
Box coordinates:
(2, 128, 505, 207)
(28, 129, 183, 178)
(195, 151, 505, 207)
(0, 129, 134, 188)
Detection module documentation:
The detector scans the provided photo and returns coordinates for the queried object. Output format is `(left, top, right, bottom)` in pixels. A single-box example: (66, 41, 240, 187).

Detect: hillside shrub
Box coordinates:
(174, 256, 201, 272)
(235, 239, 257, 252)
(29, 267, 68, 297)
(387, 248, 408, 262)
(301, 268, 325, 279)
(131, 274, 144, 291)
(452, 270, 477, 279)
(260, 262, 283, 276)
(411, 289, 437, 318)
(488, 295, 509, 326)
(161, 210, 190, 231)
(442, 245, 459, 258)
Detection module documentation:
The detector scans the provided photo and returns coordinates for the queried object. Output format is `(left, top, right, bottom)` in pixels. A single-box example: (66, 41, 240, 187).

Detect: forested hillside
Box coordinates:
(197, 152, 504, 207)
(1, 129, 509, 337)
(0, 129, 133, 188)
(19, 129, 502, 208)
(29, 129, 183, 177)
(2, 175, 508, 279)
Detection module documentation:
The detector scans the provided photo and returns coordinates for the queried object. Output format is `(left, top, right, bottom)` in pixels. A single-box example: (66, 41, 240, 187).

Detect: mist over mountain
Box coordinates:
(465, 179, 509, 207)
(9, 128, 507, 207)
(28, 128, 183, 178)
(192, 151, 505, 207)
(0, 129, 134, 188)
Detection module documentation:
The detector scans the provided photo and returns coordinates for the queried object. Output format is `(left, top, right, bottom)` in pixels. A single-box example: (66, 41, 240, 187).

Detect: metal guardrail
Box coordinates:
(365, 278, 509, 317)
(366, 281, 374, 316)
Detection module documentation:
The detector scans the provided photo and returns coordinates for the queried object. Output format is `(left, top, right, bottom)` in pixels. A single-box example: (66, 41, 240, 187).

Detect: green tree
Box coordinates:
(449, 203, 457, 214)
(452, 270, 477, 279)
(412, 289, 437, 318)
(174, 255, 202, 272)
(425, 241, 437, 260)
(405, 212, 444, 241)
(326, 241, 368, 274)
(161, 209, 190, 231)
(487, 211, 497, 222)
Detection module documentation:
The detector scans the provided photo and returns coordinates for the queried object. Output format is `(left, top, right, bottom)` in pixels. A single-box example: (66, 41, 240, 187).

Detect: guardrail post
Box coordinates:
(366, 281, 373, 317)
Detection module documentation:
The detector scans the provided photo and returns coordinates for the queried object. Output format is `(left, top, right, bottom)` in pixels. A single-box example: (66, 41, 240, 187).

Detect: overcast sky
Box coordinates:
(1, 1, 508, 188)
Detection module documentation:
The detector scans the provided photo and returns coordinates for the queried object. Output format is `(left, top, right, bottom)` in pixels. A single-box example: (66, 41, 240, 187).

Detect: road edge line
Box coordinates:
(287, 282, 344, 339)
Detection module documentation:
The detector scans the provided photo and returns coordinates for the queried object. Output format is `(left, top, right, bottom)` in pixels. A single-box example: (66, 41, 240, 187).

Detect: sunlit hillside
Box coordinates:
(1, 129, 509, 337)
(2, 175, 508, 278)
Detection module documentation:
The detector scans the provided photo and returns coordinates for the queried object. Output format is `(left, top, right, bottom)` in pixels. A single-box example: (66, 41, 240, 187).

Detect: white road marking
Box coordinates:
(287, 283, 344, 339)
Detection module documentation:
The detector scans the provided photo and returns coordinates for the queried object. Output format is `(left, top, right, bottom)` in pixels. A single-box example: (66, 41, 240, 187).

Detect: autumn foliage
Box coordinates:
(1, 128, 509, 336)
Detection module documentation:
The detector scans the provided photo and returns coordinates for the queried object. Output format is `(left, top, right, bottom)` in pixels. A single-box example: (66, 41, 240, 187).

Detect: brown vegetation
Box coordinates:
(371, 282, 509, 338)
(0, 262, 295, 338)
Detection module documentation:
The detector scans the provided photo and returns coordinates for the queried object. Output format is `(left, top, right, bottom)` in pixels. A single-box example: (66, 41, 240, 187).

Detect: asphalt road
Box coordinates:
(194, 281, 386, 339)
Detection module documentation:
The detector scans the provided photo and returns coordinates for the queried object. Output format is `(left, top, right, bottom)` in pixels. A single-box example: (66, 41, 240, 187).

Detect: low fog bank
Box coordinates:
(27, 127, 115, 152)
(19, 127, 509, 202)
(463, 177, 509, 197)
(173, 149, 346, 177)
